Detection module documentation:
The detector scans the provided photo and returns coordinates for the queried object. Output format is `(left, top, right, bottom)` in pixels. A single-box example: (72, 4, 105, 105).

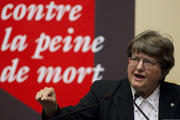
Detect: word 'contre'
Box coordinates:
(1, 1, 82, 21)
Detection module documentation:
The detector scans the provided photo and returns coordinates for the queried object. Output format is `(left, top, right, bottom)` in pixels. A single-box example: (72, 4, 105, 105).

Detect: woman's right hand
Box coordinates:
(35, 87, 58, 117)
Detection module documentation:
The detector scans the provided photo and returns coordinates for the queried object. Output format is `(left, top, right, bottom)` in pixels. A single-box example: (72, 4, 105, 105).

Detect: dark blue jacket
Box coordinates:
(42, 78, 180, 120)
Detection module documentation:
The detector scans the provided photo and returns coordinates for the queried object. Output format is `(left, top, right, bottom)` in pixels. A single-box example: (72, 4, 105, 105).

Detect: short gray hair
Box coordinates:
(127, 30, 174, 81)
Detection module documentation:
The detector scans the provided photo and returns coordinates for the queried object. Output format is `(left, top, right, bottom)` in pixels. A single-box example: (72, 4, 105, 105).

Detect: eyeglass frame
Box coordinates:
(128, 56, 159, 69)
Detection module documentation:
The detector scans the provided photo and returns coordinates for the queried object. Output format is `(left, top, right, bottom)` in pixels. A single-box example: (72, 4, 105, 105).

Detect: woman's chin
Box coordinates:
(131, 81, 144, 90)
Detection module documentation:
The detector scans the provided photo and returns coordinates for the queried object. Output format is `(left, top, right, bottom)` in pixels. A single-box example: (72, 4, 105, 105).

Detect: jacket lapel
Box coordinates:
(159, 82, 178, 119)
(113, 78, 134, 120)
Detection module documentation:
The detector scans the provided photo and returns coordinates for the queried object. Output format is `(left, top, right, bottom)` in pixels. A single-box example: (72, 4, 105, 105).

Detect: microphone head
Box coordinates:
(134, 92, 140, 98)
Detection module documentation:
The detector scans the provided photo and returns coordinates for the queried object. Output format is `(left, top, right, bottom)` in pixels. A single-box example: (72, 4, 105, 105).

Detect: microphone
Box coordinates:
(133, 92, 150, 120)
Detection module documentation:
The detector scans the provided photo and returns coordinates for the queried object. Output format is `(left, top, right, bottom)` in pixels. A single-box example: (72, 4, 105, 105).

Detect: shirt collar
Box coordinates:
(131, 85, 160, 112)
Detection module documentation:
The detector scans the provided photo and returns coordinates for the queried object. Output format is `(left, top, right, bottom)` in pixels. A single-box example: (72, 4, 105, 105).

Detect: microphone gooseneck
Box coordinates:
(133, 92, 150, 120)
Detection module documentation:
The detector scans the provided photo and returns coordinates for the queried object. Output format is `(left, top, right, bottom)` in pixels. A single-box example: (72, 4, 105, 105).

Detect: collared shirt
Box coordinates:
(131, 86, 160, 120)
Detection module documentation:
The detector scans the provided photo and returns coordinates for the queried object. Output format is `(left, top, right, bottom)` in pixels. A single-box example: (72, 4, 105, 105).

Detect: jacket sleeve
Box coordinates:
(41, 80, 113, 120)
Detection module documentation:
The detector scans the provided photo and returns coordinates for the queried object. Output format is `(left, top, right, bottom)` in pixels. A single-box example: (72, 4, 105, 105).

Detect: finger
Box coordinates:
(35, 87, 56, 104)
(41, 94, 55, 102)
(35, 91, 42, 100)
(35, 89, 47, 101)
(43, 87, 55, 97)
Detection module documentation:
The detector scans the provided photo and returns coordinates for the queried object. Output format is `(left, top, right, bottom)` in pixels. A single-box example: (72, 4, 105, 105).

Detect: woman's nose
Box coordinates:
(136, 60, 145, 71)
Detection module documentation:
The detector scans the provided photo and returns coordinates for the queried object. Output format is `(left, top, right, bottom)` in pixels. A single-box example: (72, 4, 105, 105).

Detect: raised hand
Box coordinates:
(36, 87, 58, 117)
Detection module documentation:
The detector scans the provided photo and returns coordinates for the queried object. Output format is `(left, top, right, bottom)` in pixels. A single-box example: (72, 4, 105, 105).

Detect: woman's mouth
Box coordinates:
(134, 74, 146, 81)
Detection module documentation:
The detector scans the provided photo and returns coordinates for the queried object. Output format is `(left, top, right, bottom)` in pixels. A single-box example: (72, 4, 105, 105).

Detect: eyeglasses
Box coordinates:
(129, 56, 158, 69)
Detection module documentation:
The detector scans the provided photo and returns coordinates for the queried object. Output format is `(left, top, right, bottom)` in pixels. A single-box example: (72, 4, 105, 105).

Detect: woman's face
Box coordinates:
(128, 52, 162, 98)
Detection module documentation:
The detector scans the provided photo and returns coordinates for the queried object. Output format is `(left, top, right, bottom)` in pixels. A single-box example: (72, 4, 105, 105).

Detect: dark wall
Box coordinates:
(95, 0, 135, 80)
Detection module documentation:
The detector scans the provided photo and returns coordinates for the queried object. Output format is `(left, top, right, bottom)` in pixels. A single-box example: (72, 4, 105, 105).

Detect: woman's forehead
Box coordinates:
(131, 52, 157, 60)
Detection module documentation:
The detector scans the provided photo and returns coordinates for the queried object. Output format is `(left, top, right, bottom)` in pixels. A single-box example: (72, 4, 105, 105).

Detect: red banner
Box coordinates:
(0, 0, 106, 113)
